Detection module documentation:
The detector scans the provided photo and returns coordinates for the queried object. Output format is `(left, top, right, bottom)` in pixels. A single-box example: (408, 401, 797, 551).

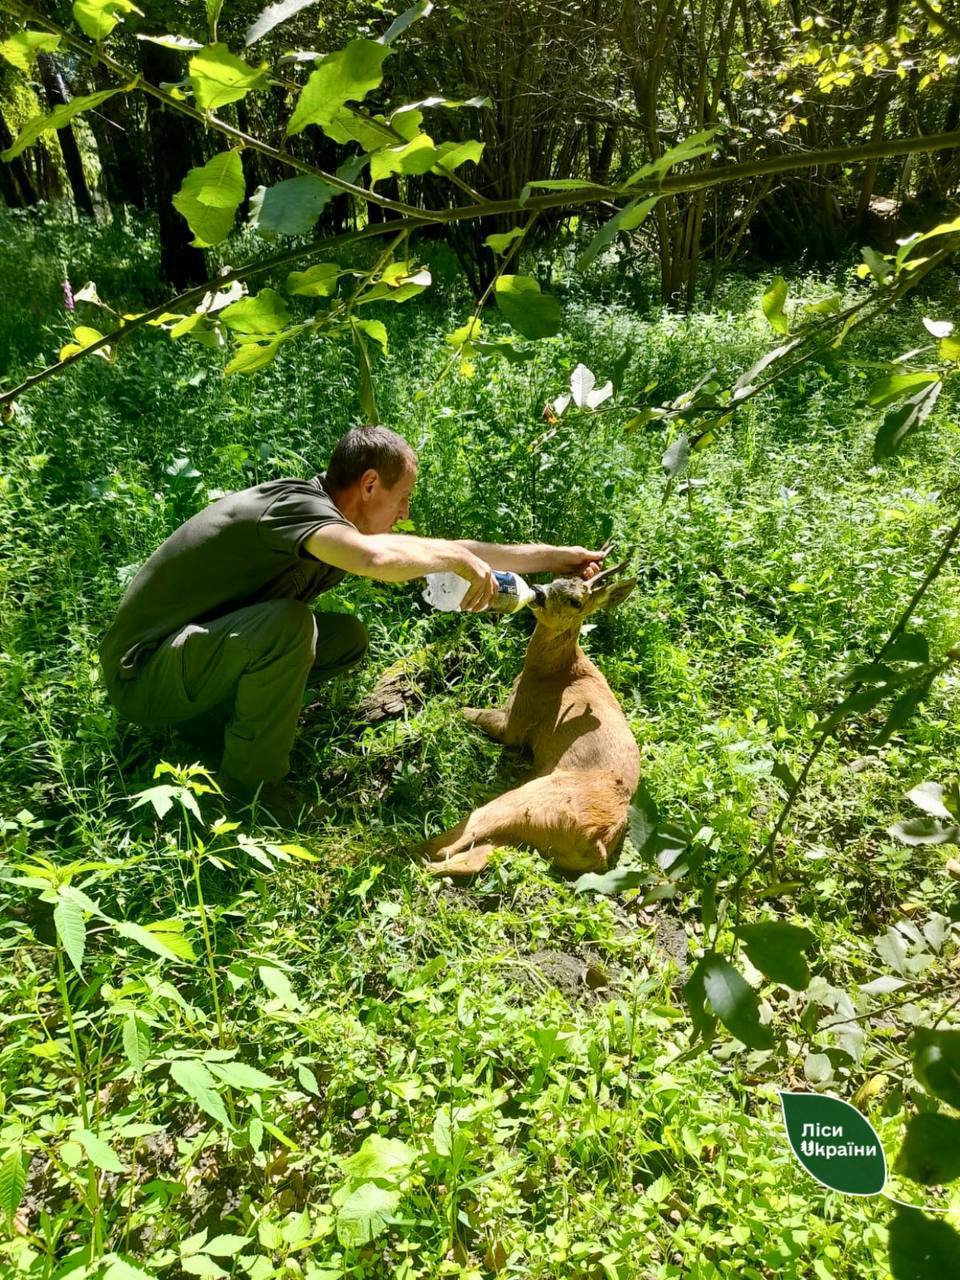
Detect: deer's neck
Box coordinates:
(521, 620, 584, 679)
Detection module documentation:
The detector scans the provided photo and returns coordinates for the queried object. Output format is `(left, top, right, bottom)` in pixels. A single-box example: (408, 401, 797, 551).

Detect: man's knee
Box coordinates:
(311, 613, 369, 680)
(258, 599, 317, 657)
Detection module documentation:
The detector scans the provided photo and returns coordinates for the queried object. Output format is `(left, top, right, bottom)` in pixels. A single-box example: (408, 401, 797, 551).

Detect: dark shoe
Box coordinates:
(213, 769, 315, 827)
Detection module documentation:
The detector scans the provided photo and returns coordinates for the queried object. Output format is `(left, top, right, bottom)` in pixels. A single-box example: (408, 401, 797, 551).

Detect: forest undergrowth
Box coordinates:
(1, 206, 959, 1279)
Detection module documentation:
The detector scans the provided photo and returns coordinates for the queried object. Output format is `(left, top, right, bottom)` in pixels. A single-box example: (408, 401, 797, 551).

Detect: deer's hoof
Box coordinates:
(423, 844, 494, 877)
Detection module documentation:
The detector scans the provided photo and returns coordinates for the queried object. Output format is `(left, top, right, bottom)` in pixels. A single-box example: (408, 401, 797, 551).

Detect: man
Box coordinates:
(100, 425, 607, 821)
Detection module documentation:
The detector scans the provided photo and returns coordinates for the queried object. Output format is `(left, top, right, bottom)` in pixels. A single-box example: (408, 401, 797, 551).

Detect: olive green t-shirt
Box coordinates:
(100, 475, 355, 681)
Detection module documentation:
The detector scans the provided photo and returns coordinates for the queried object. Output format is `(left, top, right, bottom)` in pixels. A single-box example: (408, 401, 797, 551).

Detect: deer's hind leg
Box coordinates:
(421, 771, 609, 877)
(461, 707, 509, 742)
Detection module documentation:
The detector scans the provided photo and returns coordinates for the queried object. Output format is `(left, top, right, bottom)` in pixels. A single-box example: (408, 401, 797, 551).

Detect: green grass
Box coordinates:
(1, 207, 959, 1279)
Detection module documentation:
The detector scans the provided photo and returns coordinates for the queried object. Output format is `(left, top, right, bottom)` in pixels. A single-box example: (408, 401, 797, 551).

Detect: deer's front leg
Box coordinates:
(462, 707, 508, 742)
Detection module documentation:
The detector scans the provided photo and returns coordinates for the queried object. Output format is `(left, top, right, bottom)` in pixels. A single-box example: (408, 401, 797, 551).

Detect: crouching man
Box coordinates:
(99, 425, 606, 822)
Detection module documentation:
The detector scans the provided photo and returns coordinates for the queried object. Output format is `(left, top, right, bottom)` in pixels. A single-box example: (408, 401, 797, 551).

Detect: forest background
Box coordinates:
(3, 1, 960, 1278)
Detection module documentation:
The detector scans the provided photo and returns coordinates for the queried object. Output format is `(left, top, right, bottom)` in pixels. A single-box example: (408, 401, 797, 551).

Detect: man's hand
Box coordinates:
(457, 549, 498, 611)
(549, 545, 611, 581)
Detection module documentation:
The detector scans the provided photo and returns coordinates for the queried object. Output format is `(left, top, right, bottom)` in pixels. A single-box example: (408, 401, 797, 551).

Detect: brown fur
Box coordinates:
(423, 575, 641, 876)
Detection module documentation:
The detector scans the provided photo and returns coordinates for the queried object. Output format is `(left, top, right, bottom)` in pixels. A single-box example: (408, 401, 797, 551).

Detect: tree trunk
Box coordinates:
(84, 66, 147, 212)
(36, 53, 95, 217)
(0, 106, 39, 206)
(139, 42, 208, 289)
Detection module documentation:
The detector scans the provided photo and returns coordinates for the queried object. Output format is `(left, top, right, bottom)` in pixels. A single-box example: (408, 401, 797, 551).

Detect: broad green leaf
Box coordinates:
(258, 964, 302, 1008)
(75, 1128, 124, 1173)
(662, 434, 689, 479)
(317, 108, 395, 150)
(0, 31, 61, 73)
(494, 275, 560, 339)
(59, 324, 110, 362)
(287, 263, 340, 296)
(861, 245, 894, 282)
(470, 338, 534, 363)
(172, 151, 245, 248)
(731, 338, 803, 395)
(224, 340, 282, 375)
(339, 1134, 415, 1182)
(189, 44, 268, 112)
(74, 0, 140, 41)
(0, 1149, 26, 1225)
(573, 867, 648, 895)
(940, 334, 960, 360)
(735, 922, 815, 991)
(873, 381, 942, 461)
(433, 139, 484, 171)
(352, 321, 379, 424)
(122, 1015, 152, 1075)
(298, 1063, 321, 1093)
(181, 1256, 226, 1278)
(578, 196, 660, 269)
(286, 39, 391, 138)
(886, 632, 930, 663)
(874, 676, 935, 745)
(445, 317, 482, 349)
(628, 782, 659, 854)
(895, 1112, 960, 1185)
(204, 1235, 252, 1257)
(352, 318, 388, 352)
(890, 817, 960, 846)
(701, 954, 774, 1049)
(779, 1092, 886, 1194)
(115, 920, 196, 962)
(626, 128, 718, 184)
(334, 1182, 400, 1247)
(889, 1207, 960, 1280)
(170, 1059, 231, 1127)
(913, 1028, 960, 1109)
(54, 897, 85, 975)
(245, 0, 318, 46)
(101, 1258, 158, 1280)
(380, 0, 433, 44)
(803, 293, 841, 315)
(248, 176, 332, 236)
(868, 370, 939, 408)
(907, 781, 952, 818)
(1, 87, 125, 162)
(207, 1060, 277, 1091)
(206, 0, 224, 39)
(485, 226, 525, 254)
(136, 33, 203, 50)
(220, 289, 290, 335)
(370, 134, 439, 183)
(682, 956, 717, 1044)
(358, 265, 431, 305)
(761, 276, 789, 335)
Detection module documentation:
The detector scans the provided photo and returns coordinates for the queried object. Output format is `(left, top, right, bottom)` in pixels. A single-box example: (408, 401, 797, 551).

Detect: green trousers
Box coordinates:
(103, 601, 368, 785)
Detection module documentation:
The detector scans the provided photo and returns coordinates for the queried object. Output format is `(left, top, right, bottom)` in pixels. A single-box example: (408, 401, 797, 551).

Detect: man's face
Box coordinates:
(357, 460, 418, 534)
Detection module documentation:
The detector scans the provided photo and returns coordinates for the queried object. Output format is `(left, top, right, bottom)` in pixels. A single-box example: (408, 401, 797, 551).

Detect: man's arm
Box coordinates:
(455, 540, 609, 578)
(304, 525, 497, 610)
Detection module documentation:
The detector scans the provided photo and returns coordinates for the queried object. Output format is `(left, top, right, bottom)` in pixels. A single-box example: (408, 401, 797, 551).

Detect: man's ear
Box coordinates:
(359, 467, 380, 498)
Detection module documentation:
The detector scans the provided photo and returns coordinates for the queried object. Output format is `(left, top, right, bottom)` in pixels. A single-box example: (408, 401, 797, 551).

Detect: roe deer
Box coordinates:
(423, 563, 640, 877)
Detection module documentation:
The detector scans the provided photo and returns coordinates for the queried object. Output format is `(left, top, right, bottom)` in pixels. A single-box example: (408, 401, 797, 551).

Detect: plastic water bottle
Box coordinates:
(423, 570, 537, 614)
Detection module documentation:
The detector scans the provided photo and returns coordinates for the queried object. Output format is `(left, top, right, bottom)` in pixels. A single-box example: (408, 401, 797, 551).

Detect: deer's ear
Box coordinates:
(592, 578, 637, 611)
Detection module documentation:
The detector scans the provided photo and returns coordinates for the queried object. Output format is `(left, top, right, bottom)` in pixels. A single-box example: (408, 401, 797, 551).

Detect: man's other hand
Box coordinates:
(551, 545, 611, 581)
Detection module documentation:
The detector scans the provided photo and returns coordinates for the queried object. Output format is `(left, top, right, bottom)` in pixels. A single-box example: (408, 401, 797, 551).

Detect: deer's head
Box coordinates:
(529, 559, 636, 631)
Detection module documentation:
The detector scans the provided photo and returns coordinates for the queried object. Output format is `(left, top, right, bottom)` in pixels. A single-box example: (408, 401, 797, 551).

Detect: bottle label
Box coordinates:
(493, 571, 520, 597)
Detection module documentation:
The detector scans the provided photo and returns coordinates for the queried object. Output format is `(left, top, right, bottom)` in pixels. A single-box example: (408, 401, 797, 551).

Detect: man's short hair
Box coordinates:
(325, 425, 418, 492)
